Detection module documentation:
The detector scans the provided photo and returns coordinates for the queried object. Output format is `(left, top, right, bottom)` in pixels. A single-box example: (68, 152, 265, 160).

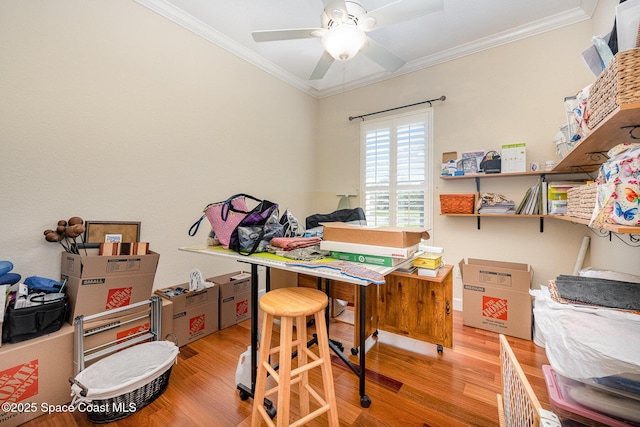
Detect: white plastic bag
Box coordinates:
(70, 340, 179, 403)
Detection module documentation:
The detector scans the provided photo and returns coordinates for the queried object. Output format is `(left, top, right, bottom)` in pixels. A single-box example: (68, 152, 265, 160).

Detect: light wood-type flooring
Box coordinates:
(23, 309, 550, 426)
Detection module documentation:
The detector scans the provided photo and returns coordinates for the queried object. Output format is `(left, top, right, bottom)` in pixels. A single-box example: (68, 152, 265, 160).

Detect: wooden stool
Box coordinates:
(251, 287, 339, 427)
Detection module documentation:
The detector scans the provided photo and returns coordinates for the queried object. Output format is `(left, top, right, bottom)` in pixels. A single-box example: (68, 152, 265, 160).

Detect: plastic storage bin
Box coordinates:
(543, 365, 640, 427)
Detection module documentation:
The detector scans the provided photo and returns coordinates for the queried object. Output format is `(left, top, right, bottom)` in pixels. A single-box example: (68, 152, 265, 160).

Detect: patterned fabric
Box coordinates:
(284, 260, 385, 284)
(590, 143, 640, 229)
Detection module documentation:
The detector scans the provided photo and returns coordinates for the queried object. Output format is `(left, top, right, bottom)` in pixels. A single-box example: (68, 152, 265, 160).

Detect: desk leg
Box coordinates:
(237, 264, 259, 400)
(237, 265, 276, 417)
(358, 284, 370, 407)
(321, 278, 371, 408)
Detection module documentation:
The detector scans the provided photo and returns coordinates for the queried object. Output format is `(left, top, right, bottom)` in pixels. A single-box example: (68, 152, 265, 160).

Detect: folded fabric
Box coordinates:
(270, 237, 321, 250)
(284, 260, 385, 284)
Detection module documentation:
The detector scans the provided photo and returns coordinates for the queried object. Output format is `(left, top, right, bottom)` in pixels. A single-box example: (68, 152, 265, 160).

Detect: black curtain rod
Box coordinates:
(348, 95, 446, 121)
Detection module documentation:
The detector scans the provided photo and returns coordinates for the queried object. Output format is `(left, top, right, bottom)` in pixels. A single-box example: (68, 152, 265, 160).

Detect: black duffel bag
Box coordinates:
(2, 293, 68, 343)
(305, 207, 366, 230)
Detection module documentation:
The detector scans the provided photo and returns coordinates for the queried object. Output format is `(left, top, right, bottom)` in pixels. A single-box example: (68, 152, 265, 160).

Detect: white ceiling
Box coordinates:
(135, 0, 598, 98)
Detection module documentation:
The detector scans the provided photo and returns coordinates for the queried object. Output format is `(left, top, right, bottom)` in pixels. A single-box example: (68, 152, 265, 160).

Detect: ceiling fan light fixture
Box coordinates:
(321, 24, 366, 61)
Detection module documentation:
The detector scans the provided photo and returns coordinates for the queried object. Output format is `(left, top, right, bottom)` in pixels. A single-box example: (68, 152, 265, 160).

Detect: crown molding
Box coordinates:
(134, 0, 317, 96)
(135, 0, 595, 99)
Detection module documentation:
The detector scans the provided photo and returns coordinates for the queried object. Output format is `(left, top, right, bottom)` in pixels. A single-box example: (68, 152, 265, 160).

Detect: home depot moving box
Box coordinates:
(156, 284, 219, 346)
(210, 272, 251, 329)
(60, 250, 159, 320)
(0, 325, 74, 427)
(460, 258, 533, 340)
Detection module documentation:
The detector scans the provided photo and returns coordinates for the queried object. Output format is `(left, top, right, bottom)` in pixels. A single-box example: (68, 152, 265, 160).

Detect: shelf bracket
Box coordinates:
(621, 125, 640, 140)
(585, 151, 609, 163)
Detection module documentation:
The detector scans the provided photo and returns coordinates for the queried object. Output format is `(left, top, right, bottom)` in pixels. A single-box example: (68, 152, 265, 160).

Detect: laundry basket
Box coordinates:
(70, 340, 178, 423)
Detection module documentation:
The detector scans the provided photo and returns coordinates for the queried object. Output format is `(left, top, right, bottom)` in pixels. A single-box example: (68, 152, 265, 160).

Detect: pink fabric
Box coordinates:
(270, 237, 321, 250)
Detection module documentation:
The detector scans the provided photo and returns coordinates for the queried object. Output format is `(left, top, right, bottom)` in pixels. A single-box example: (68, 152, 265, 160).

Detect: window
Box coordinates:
(360, 109, 433, 236)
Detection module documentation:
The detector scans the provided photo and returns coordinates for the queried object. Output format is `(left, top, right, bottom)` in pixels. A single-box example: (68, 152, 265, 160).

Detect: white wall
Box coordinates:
(1, 0, 636, 302)
(316, 6, 640, 304)
(0, 0, 318, 287)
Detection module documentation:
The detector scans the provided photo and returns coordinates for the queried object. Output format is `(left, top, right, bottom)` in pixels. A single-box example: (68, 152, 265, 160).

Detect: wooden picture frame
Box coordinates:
(83, 221, 141, 248)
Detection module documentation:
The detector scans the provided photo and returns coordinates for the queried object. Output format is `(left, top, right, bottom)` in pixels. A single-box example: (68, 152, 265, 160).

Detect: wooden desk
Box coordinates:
(378, 265, 453, 352)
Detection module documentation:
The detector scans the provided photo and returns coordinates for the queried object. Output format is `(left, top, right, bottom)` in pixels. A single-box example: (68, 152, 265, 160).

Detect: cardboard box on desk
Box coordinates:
(60, 250, 159, 320)
(321, 223, 429, 248)
(156, 284, 218, 346)
(459, 258, 533, 340)
(0, 325, 74, 427)
(209, 272, 251, 329)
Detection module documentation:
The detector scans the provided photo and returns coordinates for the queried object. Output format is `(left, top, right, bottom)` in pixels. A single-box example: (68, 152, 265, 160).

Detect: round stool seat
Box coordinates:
(259, 287, 328, 317)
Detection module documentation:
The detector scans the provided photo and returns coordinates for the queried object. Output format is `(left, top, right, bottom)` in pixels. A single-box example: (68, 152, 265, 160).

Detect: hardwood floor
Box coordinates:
(23, 310, 550, 427)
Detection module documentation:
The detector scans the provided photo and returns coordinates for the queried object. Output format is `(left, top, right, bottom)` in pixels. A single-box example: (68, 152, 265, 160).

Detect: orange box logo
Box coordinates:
(105, 287, 133, 310)
(236, 299, 248, 318)
(116, 323, 150, 340)
(0, 360, 39, 404)
(482, 296, 508, 321)
(190, 314, 205, 335)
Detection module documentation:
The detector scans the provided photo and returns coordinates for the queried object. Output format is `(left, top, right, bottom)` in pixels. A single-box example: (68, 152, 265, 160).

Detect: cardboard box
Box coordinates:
(210, 272, 251, 329)
(459, 258, 533, 340)
(60, 250, 159, 320)
(0, 325, 74, 427)
(81, 297, 173, 355)
(329, 251, 405, 267)
(321, 223, 430, 248)
(156, 284, 219, 346)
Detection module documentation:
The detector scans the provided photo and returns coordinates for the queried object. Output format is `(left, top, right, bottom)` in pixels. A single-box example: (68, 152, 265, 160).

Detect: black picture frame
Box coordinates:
(82, 221, 141, 249)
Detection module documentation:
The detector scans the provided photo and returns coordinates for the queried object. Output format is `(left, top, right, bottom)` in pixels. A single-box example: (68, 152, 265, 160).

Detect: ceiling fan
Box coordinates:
(251, 0, 444, 80)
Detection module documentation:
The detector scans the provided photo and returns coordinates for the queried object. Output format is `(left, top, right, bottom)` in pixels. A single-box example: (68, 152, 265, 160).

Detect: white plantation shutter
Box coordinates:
(361, 109, 433, 234)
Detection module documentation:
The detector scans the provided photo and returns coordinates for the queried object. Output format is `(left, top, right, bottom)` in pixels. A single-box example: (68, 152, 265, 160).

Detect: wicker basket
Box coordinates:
(440, 194, 475, 214)
(566, 183, 597, 220)
(70, 340, 179, 424)
(86, 367, 173, 424)
(588, 48, 640, 129)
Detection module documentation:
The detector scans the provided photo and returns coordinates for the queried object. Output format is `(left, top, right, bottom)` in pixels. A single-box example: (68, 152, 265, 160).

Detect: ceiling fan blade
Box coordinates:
(322, 0, 348, 23)
(360, 37, 405, 72)
(252, 29, 322, 42)
(362, 0, 443, 31)
(310, 51, 335, 80)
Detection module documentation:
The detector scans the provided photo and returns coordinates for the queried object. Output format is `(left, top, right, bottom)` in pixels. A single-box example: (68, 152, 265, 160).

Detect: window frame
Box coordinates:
(359, 108, 434, 238)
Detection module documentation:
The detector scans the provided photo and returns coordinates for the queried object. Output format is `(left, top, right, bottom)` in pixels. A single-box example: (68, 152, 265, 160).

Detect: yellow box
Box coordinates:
(413, 254, 442, 269)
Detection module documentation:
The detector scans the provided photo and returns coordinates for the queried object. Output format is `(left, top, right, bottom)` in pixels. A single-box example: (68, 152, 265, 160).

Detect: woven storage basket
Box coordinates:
(588, 48, 640, 129)
(566, 183, 597, 220)
(440, 194, 475, 214)
(70, 340, 179, 424)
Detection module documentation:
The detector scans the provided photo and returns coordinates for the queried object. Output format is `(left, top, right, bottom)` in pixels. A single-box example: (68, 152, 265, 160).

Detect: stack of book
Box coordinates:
(478, 200, 516, 214)
(516, 178, 544, 215)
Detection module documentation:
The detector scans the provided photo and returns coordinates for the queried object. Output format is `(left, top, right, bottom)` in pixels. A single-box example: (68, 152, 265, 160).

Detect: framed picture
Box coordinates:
(461, 157, 479, 175)
(83, 221, 141, 248)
